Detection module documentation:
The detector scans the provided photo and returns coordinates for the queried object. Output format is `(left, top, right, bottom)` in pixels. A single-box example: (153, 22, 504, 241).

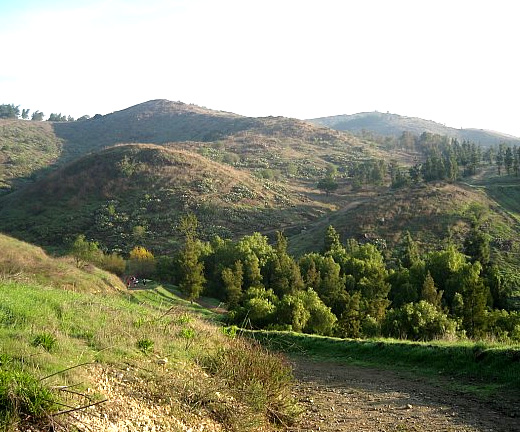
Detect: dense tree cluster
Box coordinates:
(0, 104, 21, 119)
(153, 219, 519, 342)
(1, 102, 91, 121)
(385, 133, 520, 187)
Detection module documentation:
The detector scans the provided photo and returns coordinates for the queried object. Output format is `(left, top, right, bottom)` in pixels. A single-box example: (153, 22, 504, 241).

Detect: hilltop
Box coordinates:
(309, 111, 520, 147)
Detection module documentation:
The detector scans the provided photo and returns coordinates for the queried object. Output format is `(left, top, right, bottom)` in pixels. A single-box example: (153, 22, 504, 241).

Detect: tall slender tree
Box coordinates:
(177, 213, 206, 302)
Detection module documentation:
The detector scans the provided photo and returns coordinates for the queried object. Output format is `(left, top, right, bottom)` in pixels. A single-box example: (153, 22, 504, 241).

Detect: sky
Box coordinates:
(1, 0, 519, 136)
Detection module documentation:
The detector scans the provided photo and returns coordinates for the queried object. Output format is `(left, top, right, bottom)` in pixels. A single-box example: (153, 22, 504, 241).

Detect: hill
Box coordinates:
(0, 99, 519, 275)
(0, 100, 379, 194)
(0, 233, 298, 431)
(288, 182, 520, 260)
(0, 143, 328, 253)
(309, 111, 520, 147)
(0, 232, 124, 292)
(0, 119, 62, 195)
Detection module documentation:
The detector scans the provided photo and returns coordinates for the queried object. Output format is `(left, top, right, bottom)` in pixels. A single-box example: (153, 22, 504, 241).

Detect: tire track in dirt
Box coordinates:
(289, 359, 519, 432)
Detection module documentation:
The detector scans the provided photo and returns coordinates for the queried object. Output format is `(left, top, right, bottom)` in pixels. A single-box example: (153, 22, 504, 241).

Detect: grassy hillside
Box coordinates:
(288, 181, 520, 255)
(52, 99, 262, 158)
(0, 144, 328, 254)
(0, 119, 62, 194)
(309, 111, 520, 147)
(0, 234, 299, 431)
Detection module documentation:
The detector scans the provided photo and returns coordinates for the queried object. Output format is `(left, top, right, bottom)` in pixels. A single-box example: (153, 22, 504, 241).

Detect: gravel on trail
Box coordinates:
(289, 358, 519, 432)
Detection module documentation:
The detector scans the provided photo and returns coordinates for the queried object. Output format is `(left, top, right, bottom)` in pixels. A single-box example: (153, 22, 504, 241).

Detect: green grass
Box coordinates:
(244, 330, 520, 399)
(0, 273, 299, 431)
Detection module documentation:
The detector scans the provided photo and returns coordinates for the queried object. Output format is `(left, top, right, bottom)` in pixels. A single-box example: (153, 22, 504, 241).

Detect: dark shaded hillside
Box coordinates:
(52, 99, 263, 159)
(0, 144, 325, 253)
(309, 112, 520, 147)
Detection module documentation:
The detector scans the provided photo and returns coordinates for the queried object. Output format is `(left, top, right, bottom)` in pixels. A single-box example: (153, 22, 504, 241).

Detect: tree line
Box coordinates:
(118, 215, 519, 342)
(317, 132, 520, 194)
(0, 103, 91, 122)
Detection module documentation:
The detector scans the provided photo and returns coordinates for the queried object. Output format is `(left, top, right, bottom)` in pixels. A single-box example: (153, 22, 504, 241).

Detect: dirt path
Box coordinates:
(289, 358, 519, 432)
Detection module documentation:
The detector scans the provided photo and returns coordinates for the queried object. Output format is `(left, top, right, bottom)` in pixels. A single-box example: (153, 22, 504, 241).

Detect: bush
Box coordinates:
(136, 338, 154, 354)
(0, 368, 56, 430)
(382, 301, 456, 341)
(98, 252, 126, 275)
(200, 338, 300, 427)
(31, 332, 57, 352)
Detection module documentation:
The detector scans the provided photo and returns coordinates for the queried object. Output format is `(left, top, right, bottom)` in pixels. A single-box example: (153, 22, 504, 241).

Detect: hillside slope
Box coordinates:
(0, 234, 298, 431)
(309, 111, 520, 147)
(0, 119, 62, 194)
(0, 144, 326, 253)
(0, 232, 124, 292)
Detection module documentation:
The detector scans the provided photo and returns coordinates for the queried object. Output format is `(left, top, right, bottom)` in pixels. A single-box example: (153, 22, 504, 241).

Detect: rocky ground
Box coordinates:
(289, 359, 519, 432)
(20, 357, 519, 432)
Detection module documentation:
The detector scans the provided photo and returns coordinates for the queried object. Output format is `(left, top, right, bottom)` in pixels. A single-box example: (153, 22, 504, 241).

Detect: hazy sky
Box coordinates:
(1, 0, 519, 136)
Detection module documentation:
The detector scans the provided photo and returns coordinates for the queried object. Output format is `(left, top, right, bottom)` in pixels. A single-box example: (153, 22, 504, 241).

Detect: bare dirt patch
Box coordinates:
(289, 358, 519, 432)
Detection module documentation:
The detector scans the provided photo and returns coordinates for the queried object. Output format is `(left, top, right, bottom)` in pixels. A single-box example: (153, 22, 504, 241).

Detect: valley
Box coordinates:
(1, 99, 519, 431)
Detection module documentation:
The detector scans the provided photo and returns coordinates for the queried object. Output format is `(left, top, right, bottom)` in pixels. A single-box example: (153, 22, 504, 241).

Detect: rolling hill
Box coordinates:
(0, 143, 328, 253)
(309, 111, 520, 147)
(0, 99, 518, 275)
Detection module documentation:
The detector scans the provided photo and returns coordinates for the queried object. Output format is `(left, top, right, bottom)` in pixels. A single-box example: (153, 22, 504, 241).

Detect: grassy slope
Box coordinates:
(0, 234, 298, 431)
(0, 144, 327, 254)
(0, 119, 62, 194)
(0, 233, 123, 293)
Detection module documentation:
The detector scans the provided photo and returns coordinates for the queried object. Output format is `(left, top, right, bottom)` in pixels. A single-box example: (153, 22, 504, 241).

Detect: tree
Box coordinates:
(265, 231, 304, 297)
(420, 271, 443, 309)
(323, 225, 342, 254)
(459, 262, 488, 337)
(504, 146, 513, 175)
(128, 246, 155, 278)
(48, 113, 68, 122)
(300, 288, 337, 335)
(177, 213, 206, 302)
(463, 224, 490, 267)
(513, 145, 519, 176)
(317, 176, 338, 196)
(336, 291, 362, 338)
(21, 108, 30, 120)
(399, 231, 421, 268)
(221, 260, 243, 308)
(382, 301, 456, 341)
(299, 253, 346, 316)
(496, 144, 505, 175)
(70, 234, 102, 268)
(0, 104, 20, 119)
(31, 111, 44, 121)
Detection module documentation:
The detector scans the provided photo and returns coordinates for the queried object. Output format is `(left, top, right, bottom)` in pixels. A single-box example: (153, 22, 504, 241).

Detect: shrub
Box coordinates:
(31, 332, 57, 352)
(382, 301, 457, 341)
(98, 252, 126, 275)
(200, 338, 300, 427)
(0, 369, 56, 430)
(136, 338, 154, 354)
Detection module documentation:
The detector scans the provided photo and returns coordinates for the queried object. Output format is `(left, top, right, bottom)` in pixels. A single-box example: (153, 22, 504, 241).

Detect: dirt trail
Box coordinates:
(289, 358, 519, 432)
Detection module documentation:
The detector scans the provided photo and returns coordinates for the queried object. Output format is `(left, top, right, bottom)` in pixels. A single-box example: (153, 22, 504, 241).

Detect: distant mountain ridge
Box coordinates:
(308, 111, 520, 147)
